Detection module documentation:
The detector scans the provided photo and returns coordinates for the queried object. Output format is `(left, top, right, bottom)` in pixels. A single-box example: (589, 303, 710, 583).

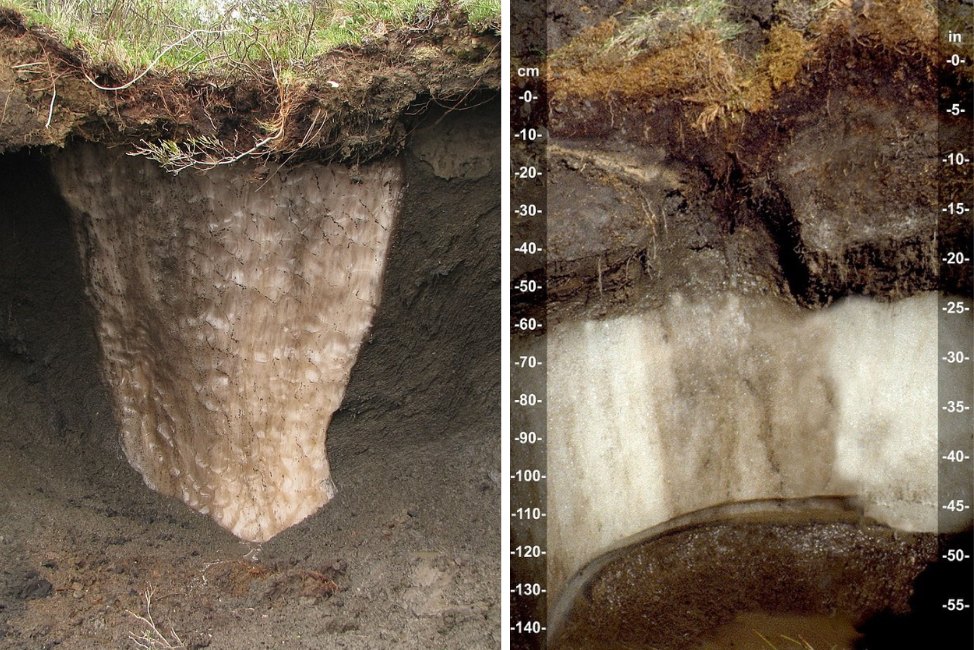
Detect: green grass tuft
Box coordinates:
(460, 0, 500, 31)
(0, 0, 501, 74)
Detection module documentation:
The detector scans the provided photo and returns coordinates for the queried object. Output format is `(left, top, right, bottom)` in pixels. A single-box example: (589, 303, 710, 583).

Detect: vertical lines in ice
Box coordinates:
(53, 145, 403, 542)
(544, 292, 953, 598)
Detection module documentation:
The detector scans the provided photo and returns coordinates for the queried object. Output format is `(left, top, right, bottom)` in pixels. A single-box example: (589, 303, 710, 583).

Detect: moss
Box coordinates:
(814, 0, 932, 44)
(723, 24, 809, 123)
(553, 29, 737, 103)
(549, 18, 620, 72)
(550, 0, 940, 133)
(763, 25, 808, 90)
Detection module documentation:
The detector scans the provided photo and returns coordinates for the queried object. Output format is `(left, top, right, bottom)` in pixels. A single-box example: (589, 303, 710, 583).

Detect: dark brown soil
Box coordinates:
(515, 0, 968, 326)
(550, 501, 937, 650)
(0, 101, 500, 649)
(0, 6, 499, 166)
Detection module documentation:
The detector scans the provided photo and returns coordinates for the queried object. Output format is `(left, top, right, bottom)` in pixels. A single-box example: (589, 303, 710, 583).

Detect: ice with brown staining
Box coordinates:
(52, 144, 403, 542)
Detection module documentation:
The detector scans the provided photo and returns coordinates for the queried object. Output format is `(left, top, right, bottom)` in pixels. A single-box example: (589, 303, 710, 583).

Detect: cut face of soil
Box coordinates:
(0, 100, 500, 649)
(549, 500, 936, 650)
(538, 0, 950, 322)
(532, 2, 968, 648)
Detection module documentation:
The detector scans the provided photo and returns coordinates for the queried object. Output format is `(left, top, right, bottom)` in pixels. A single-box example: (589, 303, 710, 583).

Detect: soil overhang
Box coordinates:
(0, 6, 500, 166)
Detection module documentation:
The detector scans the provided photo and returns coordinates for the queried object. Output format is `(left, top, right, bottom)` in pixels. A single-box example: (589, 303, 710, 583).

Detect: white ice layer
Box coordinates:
(52, 145, 403, 542)
(542, 292, 967, 598)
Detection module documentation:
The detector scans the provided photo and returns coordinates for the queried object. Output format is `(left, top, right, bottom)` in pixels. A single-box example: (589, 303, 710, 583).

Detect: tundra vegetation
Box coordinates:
(0, 0, 501, 170)
(549, 0, 938, 132)
(3, 0, 501, 71)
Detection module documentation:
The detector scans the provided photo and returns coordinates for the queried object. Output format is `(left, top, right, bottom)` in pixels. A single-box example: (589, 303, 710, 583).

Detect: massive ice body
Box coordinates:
(53, 145, 402, 542)
(519, 292, 967, 599)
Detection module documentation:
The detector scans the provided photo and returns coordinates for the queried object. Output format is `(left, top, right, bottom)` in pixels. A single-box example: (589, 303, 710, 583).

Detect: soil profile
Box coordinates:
(0, 6, 501, 649)
(522, 1, 971, 649)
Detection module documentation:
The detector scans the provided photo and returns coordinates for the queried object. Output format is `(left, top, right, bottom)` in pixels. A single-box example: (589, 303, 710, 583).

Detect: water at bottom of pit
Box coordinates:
(695, 612, 860, 650)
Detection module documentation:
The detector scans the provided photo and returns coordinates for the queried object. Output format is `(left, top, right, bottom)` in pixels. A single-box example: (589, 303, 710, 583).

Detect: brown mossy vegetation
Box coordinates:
(0, 3, 499, 170)
(549, 0, 938, 134)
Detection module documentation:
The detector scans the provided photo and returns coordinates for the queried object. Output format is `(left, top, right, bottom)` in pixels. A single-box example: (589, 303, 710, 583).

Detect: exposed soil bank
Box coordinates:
(0, 99, 500, 649)
(512, 0, 968, 324)
(0, 6, 499, 166)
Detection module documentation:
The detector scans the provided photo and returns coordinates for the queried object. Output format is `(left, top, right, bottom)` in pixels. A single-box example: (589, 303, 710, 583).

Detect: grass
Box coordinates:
(0, 0, 501, 74)
(460, 0, 499, 30)
(607, 0, 745, 61)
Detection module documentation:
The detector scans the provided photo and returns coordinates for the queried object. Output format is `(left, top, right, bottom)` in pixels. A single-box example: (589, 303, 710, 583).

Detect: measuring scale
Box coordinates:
(937, 0, 974, 640)
(509, 0, 549, 644)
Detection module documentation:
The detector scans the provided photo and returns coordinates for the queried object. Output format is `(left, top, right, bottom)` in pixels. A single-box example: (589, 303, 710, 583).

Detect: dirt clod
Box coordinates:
(16, 573, 52, 601)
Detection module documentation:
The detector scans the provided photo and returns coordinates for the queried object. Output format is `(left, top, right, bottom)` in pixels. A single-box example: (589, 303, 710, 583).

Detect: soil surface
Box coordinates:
(0, 6, 499, 166)
(0, 100, 500, 649)
(512, 0, 969, 325)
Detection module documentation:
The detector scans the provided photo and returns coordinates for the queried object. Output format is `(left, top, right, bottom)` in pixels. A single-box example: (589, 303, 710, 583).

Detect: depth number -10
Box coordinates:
(516, 128, 543, 142)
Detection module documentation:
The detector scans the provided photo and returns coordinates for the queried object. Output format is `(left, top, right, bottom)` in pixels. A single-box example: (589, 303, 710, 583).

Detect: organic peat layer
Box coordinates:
(0, 5, 499, 166)
(514, 0, 967, 324)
